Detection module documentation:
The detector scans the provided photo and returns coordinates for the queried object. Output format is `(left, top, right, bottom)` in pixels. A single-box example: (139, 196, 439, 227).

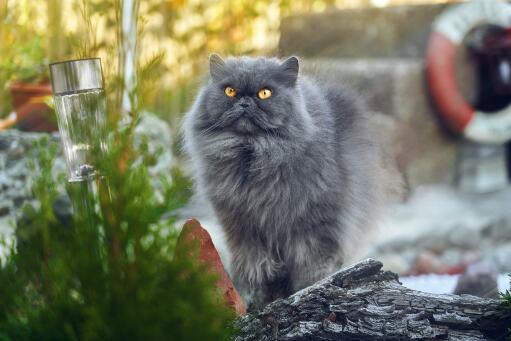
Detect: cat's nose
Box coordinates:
(238, 97, 252, 108)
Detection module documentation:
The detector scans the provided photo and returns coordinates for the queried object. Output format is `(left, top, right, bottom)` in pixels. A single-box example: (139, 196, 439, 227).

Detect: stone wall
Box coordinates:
(280, 3, 511, 278)
(279, 4, 449, 59)
(303, 59, 459, 189)
(279, 3, 478, 190)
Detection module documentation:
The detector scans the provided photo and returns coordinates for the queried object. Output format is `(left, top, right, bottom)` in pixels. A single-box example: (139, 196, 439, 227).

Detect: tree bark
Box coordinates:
(234, 259, 510, 340)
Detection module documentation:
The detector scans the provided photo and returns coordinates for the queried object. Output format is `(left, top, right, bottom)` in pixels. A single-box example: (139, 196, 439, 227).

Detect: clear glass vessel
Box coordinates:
(50, 59, 107, 182)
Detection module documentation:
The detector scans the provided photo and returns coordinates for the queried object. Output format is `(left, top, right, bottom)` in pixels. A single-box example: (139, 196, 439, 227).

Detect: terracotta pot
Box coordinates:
(8, 80, 57, 132)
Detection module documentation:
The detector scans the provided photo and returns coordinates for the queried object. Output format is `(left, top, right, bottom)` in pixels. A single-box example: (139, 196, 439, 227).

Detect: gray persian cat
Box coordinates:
(183, 55, 385, 309)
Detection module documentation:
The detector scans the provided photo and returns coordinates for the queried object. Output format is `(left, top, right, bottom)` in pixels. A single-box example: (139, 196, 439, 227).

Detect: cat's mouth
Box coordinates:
(232, 115, 258, 134)
(221, 108, 280, 136)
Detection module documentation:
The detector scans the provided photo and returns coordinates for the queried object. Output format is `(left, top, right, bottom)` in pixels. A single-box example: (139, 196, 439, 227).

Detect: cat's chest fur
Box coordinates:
(202, 134, 336, 232)
(205, 136, 284, 189)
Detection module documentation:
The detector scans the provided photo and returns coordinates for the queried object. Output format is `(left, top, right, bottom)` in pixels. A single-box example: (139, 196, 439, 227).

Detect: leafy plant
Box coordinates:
(501, 274, 511, 340)
(0, 0, 234, 339)
(0, 0, 72, 117)
(3, 37, 48, 83)
(0, 133, 234, 339)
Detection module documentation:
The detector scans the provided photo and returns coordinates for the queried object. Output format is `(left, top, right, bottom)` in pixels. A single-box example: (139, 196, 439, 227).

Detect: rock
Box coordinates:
(456, 142, 509, 193)
(461, 250, 482, 265)
(0, 201, 10, 216)
(484, 243, 511, 273)
(454, 273, 499, 298)
(304, 59, 460, 190)
(373, 236, 415, 254)
(378, 253, 411, 275)
(482, 217, 511, 242)
(369, 185, 511, 276)
(419, 231, 451, 254)
(0, 130, 58, 225)
(175, 219, 246, 316)
(410, 250, 441, 275)
(134, 112, 173, 181)
(0, 113, 174, 231)
(446, 225, 481, 250)
(454, 262, 499, 298)
(279, 4, 450, 59)
(439, 249, 463, 269)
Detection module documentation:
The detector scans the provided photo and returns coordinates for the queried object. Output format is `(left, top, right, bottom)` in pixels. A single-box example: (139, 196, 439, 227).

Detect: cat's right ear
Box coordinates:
(209, 53, 226, 81)
(276, 56, 299, 87)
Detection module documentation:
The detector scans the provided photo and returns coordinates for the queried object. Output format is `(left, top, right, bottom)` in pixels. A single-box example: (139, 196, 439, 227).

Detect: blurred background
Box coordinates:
(1, 0, 510, 299)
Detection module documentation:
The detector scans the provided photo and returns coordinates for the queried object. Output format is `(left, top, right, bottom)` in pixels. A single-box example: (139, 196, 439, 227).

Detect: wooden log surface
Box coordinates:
(235, 259, 510, 340)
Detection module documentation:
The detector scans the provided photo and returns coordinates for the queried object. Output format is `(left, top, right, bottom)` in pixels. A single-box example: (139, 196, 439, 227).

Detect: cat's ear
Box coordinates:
(276, 56, 299, 87)
(209, 53, 226, 81)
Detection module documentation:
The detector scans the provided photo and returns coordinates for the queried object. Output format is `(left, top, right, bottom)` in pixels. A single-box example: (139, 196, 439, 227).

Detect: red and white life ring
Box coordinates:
(426, 0, 511, 144)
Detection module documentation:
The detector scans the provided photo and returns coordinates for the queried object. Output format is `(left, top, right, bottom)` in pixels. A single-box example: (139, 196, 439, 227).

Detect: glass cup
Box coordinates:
(50, 58, 107, 182)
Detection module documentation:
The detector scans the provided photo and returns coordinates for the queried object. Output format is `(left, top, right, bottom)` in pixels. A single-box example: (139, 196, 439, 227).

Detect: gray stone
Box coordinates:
(373, 236, 415, 253)
(419, 231, 451, 254)
(134, 112, 173, 183)
(456, 143, 509, 193)
(485, 244, 511, 273)
(446, 226, 481, 250)
(304, 59, 460, 189)
(378, 253, 411, 274)
(0, 201, 10, 216)
(482, 218, 511, 242)
(454, 262, 499, 299)
(279, 4, 450, 59)
(368, 185, 511, 275)
(0, 112, 174, 233)
(281, 3, 493, 191)
(440, 249, 463, 268)
(0, 130, 53, 222)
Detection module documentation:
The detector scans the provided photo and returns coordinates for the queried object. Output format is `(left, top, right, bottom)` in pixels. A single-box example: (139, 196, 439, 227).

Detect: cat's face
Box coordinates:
(199, 55, 300, 136)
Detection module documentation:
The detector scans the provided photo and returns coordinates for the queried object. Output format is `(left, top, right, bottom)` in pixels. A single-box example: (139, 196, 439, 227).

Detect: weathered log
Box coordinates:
(235, 259, 510, 340)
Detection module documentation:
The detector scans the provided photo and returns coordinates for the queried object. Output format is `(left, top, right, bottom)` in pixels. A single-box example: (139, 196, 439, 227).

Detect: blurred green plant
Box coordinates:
(0, 0, 71, 117)
(0, 0, 344, 120)
(1, 37, 47, 83)
(501, 275, 511, 340)
(0, 136, 234, 340)
(0, 0, 234, 338)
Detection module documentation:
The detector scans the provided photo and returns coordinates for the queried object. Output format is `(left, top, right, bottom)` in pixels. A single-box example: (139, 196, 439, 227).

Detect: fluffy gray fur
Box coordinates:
(182, 55, 385, 309)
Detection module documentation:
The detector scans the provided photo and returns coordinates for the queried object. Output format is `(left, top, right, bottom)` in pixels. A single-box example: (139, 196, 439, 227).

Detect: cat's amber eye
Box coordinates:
(258, 88, 272, 100)
(224, 86, 237, 97)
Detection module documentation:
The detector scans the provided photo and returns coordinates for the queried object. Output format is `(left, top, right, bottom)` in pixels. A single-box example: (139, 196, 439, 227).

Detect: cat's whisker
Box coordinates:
(200, 119, 225, 135)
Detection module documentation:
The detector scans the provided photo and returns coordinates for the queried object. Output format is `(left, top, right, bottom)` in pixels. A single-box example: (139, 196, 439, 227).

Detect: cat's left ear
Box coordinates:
(209, 53, 226, 81)
(276, 56, 299, 87)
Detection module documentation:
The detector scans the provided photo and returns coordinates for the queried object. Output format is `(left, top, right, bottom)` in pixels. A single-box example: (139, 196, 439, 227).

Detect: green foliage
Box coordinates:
(0, 0, 234, 338)
(0, 110, 234, 341)
(0, 0, 72, 117)
(0, 0, 344, 119)
(501, 274, 511, 340)
(2, 37, 48, 83)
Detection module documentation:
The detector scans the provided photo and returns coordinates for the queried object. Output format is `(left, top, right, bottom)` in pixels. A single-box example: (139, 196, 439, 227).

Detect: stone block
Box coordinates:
(304, 59, 460, 189)
(279, 4, 449, 59)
